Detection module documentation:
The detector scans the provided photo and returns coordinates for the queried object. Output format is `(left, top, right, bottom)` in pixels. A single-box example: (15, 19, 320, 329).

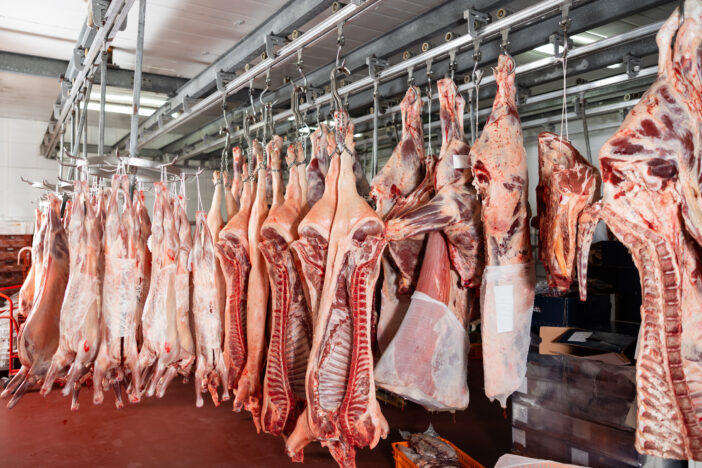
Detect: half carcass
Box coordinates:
(41, 181, 102, 410)
(136, 182, 182, 399)
(230, 146, 244, 211)
(535, 132, 600, 292)
(370, 86, 426, 351)
(93, 175, 141, 407)
(234, 139, 270, 431)
(192, 211, 230, 407)
(260, 145, 312, 437)
(133, 188, 151, 340)
(307, 124, 331, 206)
(288, 111, 388, 467)
(2, 194, 69, 408)
(216, 158, 253, 391)
(577, 4, 702, 460)
(470, 54, 534, 407)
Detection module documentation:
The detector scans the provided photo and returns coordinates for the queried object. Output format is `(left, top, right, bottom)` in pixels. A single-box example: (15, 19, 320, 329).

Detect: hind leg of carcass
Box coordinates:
(113, 381, 124, 409)
(215, 349, 230, 402)
(41, 347, 73, 396)
(7, 372, 37, 409)
(146, 360, 168, 398)
(92, 348, 110, 405)
(62, 360, 87, 397)
(194, 358, 207, 408)
(1, 366, 28, 398)
(70, 382, 82, 411)
(123, 337, 141, 403)
(155, 366, 178, 398)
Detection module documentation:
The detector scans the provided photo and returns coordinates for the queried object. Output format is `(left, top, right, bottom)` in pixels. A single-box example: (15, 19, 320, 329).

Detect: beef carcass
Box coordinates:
(40, 181, 102, 410)
(535, 132, 600, 292)
(216, 158, 253, 391)
(2, 194, 69, 408)
(93, 175, 141, 407)
(370, 86, 426, 351)
(136, 181, 182, 398)
(234, 139, 270, 431)
(307, 124, 331, 206)
(260, 145, 313, 437)
(470, 54, 534, 408)
(207, 170, 225, 241)
(17, 208, 44, 321)
(288, 111, 388, 467)
(576, 5, 702, 460)
(191, 210, 230, 407)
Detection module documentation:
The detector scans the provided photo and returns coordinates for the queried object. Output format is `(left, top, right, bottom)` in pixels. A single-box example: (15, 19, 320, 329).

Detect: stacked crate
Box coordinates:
(511, 352, 640, 467)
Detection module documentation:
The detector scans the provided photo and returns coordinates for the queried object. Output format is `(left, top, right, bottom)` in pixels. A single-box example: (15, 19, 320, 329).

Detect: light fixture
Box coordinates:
(171, 111, 180, 118)
(288, 116, 295, 121)
(87, 101, 157, 117)
(354, 133, 363, 138)
(89, 89, 167, 108)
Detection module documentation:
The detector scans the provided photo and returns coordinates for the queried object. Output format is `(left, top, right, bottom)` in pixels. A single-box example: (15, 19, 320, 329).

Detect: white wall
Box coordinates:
(0, 117, 59, 223)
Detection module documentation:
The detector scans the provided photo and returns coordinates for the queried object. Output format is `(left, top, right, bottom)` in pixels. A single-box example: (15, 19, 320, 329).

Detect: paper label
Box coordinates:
(512, 402, 528, 424)
(453, 154, 470, 169)
(512, 427, 526, 448)
(494, 284, 514, 333)
(571, 448, 589, 466)
(570, 331, 592, 343)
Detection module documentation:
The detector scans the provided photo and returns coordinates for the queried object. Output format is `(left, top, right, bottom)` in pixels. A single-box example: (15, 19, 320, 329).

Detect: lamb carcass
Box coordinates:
(288, 111, 388, 467)
(577, 4, 702, 460)
(192, 211, 230, 407)
(2, 194, 69, 408)
(234, 139, 270, 431)
(370, 86, 427, 351)
(133, 188, 151, 341)
(93, 175, 141, 407)
(17, 209, 44, 321)
(307, 124, 331, 206)
(260, 144, 312, 437)
(41, 181, 102, 410)
(136, 182, 182, 398)
(534, 132, 600, 292)
(216, 158, 253, 391)
(470, 54, 534, 408)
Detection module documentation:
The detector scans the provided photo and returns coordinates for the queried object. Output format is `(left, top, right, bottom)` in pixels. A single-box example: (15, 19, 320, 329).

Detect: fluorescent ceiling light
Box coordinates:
(89, 89, 167, 108)
(571, 34, 596, 44)
(607, 63, 622, 69)
(532, 44, 563, 55)
(354, 133, 363, 138)
(87, 101, 156, 117)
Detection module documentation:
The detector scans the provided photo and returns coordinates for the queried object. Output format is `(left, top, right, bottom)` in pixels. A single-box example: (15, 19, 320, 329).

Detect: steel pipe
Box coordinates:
(130, 0, 147, 158)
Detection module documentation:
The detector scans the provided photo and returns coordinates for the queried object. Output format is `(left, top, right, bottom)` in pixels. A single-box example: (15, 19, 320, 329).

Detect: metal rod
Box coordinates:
(579, 93, 592, 162)
(130, 0, 147, 159)
(371, 80, 379, 179)
(134, 0, 379, 150)
(98, 46, 108, 157)
(82, 83, 90, 161)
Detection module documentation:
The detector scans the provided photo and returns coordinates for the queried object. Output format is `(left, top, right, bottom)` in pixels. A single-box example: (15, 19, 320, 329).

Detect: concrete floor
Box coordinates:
(0, 361, 510, 467)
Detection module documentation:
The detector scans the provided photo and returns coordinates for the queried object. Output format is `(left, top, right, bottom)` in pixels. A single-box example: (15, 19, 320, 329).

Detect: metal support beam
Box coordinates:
(176, 0, 667, 160)
(130, 0, 147, 159)
(113, 0, 337, 151)
(98, 48, 107, 157)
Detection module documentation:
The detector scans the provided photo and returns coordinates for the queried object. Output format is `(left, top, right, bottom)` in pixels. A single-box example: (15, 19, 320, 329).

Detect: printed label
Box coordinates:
(569, 331, 592, 343)
(494, 284, 514, 333)
(571, 448, 589, 466)
(512, 427, 526, 448)
(453, 154, 470, 169)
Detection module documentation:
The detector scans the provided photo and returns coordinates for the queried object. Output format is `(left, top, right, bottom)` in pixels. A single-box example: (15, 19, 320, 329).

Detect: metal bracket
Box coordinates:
(182, 96, 201, 113)
(560, 2, 572, 31)
(73, 47, 85, 70)
(264, 34, 287, 59)
(60, 81, 72, 100)
(53, 104, 63, 120)
(624, 54, 641, 78)
(89, 0, 110, 27)
(517, 86, 531, 105)
(465, 7, 490, 39)
(366, 56, 389, 80)
(216, 71, 236, 93)
(549, 32, 572, 58)
(500, 28, 511, 53)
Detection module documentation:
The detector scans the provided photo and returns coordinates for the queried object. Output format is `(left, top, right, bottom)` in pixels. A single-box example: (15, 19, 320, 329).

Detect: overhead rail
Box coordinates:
(40, 0, 136, 158)
(130, 0, 380, 151)
(175, 13, 661, 161)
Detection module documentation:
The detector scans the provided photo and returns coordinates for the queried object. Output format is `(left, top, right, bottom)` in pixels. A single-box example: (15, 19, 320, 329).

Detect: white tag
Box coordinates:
(494, 284, 514, 333)
(569, 331, 592, 343)
(512, 427, 526, 447)
(571, 448, 589, 466)
(513, 402, 528, 424)
(634, 323, 643, 359)
(147, 235, 153, 253)
(517, 377, 528, 394)
(453, 154, 470, 169)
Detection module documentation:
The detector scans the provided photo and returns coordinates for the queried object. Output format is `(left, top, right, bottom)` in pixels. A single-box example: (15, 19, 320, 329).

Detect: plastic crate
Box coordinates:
(392, 438, 484, 468)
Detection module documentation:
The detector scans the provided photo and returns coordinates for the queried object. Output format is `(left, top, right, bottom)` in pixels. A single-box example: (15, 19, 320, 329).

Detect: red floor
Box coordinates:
(0, 361, 510, 467)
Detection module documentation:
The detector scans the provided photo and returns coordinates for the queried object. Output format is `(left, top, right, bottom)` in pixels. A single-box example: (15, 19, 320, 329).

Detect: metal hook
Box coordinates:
(330, 64, 350, 113)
